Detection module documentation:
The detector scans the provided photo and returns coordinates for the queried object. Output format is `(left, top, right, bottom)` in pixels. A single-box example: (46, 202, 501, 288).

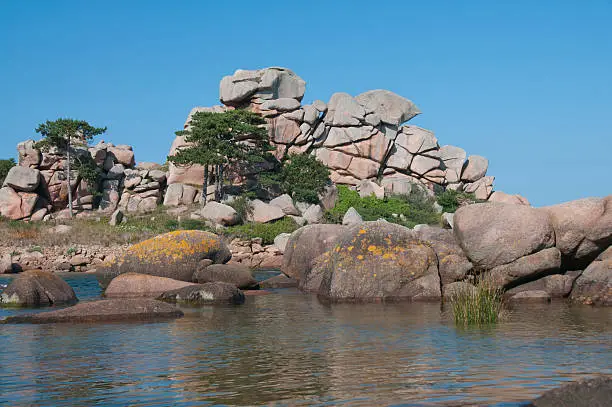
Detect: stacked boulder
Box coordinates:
(168, 67, 496, 199)
(4, 140, 166, 220)
(117, 162, 167, 213)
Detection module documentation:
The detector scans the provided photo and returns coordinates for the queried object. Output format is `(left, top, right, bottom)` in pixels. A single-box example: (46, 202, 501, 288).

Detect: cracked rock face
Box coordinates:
(170, 66, 494, 197)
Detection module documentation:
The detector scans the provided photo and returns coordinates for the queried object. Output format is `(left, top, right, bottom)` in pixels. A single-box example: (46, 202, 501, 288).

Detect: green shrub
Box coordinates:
(0, 158, 16, 185)
(228, 195, 254, 223)
(325, 185, 441, 228)
(225, 217, 299, 245)
(450, 279, 504, 326)
(279, 154, 331, 204)
(436, 189, 478, 213)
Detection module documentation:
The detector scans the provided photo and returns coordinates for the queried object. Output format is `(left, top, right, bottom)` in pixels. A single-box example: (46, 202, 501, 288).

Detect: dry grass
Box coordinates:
(0, 205, 212, 248)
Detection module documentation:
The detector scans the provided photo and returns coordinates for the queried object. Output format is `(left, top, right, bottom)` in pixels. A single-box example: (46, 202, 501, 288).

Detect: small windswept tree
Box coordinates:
(168, 110, 272, 204)
(0, 158, 16, 185)
(35, 119, 107, 218)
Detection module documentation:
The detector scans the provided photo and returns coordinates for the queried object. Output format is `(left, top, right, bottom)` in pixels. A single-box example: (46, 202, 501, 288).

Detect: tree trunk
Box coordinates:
(66, 136, 74, 218)
(215, 164, 221, 202)
(219, 165, 224, 202)
(202, 165, 209, 205)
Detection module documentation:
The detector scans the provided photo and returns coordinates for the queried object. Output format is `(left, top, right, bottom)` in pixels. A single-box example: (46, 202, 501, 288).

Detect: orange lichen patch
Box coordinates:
(357, 255, 364, 260)
(358, 229, 366, 235)
(117, 230, 221, 264)
(347, 246, 354, 252)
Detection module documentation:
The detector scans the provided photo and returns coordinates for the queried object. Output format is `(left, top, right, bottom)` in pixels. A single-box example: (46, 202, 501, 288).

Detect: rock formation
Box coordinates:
(167, 67, 496, 200)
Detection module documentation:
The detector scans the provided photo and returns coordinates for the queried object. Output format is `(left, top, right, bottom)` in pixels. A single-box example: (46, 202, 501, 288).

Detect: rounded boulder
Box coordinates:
(97, 230, 232, 289)
(316, 221, 441, 302)
(104, 273, 197, 298)
(193, 263, 258, 289)
(0, 270, 77, 307)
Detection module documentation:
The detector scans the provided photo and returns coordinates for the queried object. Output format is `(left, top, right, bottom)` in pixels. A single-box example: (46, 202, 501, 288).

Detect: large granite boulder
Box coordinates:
(454, 203, 555, 270)
(413, 225, 473, 286)
(199, 201, 239, 226)
(104, 273, 196, 298)
(247, 200, 285, 223)
(316, 221, 441, 302)
(97, 230, 232, 288)
(506, 270, 582, 298)
(192, 263, 258, 289)
(487, 247, 562, 289)
(570, 247, 611, 306)
(3, 299, 183, 324)
(0, 270, 77, 307)
(354, 89, 420, 127)
(488, 191, 530, 206)
(281, 224, 348, 291)
(526, 376, 612, 407)
(2, 166, 40, 192)
(158, 282, 245, 305)
(220, 67, 305, 106)
(0, 187, 39, 220)
(542, 196, 612, 269)
(461, 155, 488, 182)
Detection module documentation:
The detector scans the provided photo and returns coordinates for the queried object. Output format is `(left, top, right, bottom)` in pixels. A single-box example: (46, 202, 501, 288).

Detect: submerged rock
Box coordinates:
(527, 375, 612, 407)
(158, 282, 245, 305)
(259, 274, 298, 289)
(193, 263, 258, 289)
(0, 270, 77, 307)
(3, 299, 183, 324)
(104, 273, 196, 298)
(97, 230, 231, 288)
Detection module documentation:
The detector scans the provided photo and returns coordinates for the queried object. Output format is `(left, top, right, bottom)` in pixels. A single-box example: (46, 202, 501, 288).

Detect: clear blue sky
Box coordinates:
(1, 0, 610, 206)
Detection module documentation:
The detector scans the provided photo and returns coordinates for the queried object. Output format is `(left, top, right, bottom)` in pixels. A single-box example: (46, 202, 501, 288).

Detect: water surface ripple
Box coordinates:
(0, 274, 610, 406)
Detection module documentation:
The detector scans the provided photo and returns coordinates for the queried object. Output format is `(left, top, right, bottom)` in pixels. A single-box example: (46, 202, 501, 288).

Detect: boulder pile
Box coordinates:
(167, 67, 496, 201)
(2, 140, 167, 220)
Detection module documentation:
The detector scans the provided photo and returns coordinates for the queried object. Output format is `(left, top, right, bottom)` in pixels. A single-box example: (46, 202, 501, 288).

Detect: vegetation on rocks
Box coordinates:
(450, 279, 505, 326)
(277, 154, 331, 204)
(225, 217, 299, 245)
(325, 185, 441, 228)
(0, 158, 16, 184)
(34, 118, 107, 218)
(435, 189, 479, 213)
(168, 109, 273, 203)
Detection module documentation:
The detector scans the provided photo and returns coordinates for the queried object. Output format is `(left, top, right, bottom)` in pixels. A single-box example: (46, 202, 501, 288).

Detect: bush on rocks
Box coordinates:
(325, 186, 441, 228)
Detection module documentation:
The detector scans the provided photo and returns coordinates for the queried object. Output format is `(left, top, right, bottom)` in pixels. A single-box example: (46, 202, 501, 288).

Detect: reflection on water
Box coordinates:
(0, 274, 610, 406)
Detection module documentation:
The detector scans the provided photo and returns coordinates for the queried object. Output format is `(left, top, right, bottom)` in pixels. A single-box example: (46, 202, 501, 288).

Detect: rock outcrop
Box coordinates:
(570, 247, 611, 306)
(526, 376, 612, 407)
(3, 299, 183, 324)
(0, 270, 77, 307)
(281, 224, 348, 291)
(315, 221, 441, 302)
(168, 67, 496, 201)
(97, 230, 231, 288)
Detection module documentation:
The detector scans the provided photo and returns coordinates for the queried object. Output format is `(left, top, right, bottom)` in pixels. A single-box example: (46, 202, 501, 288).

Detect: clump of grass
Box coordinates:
(27, 245, 43, 253)
(450, 279, 504, 326)
(227, 195, 253, 223)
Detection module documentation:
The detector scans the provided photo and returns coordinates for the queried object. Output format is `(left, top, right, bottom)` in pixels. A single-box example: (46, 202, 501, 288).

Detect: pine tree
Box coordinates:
(35, 119, 106, 217)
